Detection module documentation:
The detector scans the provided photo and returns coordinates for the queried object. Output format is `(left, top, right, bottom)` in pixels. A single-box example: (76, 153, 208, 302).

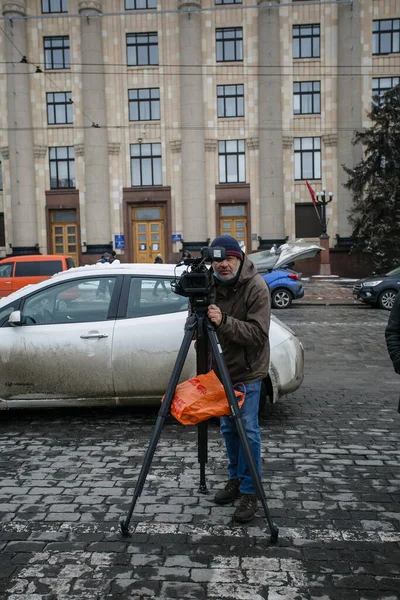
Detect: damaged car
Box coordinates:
(248, 240, 323, 308)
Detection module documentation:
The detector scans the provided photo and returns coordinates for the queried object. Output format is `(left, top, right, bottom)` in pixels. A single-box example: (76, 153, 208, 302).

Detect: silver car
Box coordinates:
(0, 263, 304, 410)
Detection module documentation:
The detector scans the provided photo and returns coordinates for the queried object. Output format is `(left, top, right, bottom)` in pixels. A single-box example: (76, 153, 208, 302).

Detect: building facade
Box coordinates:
(0, 0, 399, 265)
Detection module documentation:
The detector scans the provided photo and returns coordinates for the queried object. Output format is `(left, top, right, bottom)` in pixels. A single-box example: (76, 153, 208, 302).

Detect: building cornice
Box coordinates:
(33, 146, 47, 158)
(78, 1, 102, 14)
(108, 142, 121, 155)
(205, 139, 217, 152)
(247, 138, 259, 150)
(282, 136, 293, 149)
(2, 1, 26, 17)
(170, 140, 181, 153)
(322, 134, 338, 147)
(178, 1, 201, 10)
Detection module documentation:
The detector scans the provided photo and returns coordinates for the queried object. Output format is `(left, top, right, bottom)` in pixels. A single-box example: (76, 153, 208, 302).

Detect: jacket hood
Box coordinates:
(237, 256, 260, 284)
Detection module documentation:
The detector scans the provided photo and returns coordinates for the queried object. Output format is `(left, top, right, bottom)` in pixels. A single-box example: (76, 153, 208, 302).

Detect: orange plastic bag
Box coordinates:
(164, 370, 245, 425)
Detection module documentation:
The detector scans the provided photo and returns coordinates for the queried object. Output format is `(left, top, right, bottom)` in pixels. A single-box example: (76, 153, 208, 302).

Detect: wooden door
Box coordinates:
(51, 210, 79, 265)
(219, 205, 247, 249)
(133, 207, 165, 263)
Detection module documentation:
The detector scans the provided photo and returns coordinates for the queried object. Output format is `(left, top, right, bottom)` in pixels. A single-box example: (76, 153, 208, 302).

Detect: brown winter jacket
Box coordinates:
(210, 256, 271, 385)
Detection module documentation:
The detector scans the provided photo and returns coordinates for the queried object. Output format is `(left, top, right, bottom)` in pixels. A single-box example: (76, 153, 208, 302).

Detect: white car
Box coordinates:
(0, 263, 304, 410)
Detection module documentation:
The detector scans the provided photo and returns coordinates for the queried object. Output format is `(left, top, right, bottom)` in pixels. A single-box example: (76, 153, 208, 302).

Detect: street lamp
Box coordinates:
(315, 187, 334, 238)
(314, 187, 334, 275)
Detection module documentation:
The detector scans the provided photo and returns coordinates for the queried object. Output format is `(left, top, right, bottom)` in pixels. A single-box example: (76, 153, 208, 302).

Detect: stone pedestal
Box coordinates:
(319, 236, 331, 275)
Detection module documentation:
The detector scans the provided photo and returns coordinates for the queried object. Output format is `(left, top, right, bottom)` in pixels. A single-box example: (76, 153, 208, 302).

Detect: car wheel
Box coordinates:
(271, 288, 293, 309)
(378, 289, 398, 311)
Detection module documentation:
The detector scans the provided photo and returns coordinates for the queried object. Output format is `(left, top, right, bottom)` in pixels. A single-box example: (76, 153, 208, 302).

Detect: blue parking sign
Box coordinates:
(114, 234, 125, 250)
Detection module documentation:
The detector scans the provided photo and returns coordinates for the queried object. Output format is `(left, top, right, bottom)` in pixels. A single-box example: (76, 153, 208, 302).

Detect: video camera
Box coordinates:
(172, 246, 226, 301)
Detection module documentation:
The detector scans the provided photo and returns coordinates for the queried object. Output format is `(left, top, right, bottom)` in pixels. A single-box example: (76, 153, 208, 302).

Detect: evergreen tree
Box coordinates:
(343, 84, 400, 272)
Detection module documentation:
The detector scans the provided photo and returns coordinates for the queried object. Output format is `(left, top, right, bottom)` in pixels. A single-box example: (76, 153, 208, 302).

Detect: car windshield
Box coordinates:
(386, 266, 400, 276)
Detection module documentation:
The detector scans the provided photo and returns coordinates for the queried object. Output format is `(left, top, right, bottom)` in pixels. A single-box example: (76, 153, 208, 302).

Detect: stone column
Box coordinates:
(337, 0, 362, 239)
(3, 0, 38, 254)
(178, 0, 208, 251)
(78, 0, 111, 255)
(204, 139, 217, 239)
(247, 138, 260, 252)
(258, 0, 286, 249)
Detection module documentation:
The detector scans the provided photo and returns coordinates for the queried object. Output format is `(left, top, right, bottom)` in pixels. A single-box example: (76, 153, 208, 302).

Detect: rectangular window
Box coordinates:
(125, 0, 157, 8)
(130, 143, 162, 186)
(15, 261, 63, 277)
(49, 147, 75, 189)
(293, 24, 320, 59)
(128, 88, 160, 121)
(218, 140, 246, 183)
(216, 28, 243, 62)
(217, 84, 244, 118)
(127, 277, 188, 318)
(373, 19, 400, 55)
(126, 33, 159, 66)
(215, 0, 242, 3)
(294, 137, 321, 180)
(47, 92, 73, 125)
(44, 36, 70, 70)
(295, 204, 322, 238)
(372, 76, 400, 104)
(42, 0, 68, 12)
(293, 81, 320, 114)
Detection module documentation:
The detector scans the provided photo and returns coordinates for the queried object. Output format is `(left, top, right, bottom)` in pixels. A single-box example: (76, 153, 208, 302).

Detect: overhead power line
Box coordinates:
(0, 27, 99, 127)
(0, 123, 370, 133)
(1, 68, 399, 77)
(1, 60, 399, 71)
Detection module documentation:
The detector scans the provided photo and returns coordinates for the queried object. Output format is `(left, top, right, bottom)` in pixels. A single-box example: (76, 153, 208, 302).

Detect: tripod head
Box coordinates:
(171, 246, 226, 313)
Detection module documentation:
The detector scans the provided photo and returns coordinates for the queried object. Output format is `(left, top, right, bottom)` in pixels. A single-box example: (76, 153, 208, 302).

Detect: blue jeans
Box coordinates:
(219, 380, 262, 495)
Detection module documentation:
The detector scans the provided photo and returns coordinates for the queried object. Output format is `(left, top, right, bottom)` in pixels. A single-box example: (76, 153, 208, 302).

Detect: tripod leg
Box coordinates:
(197, 421, 208, 494)
(206, 323, 279, 544)
(196, 314, 209, 494)
(120, 319, 196, 536)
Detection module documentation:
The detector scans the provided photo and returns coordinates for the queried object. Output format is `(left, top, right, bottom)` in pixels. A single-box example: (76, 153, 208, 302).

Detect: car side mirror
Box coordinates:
(8, 310, 22, 327)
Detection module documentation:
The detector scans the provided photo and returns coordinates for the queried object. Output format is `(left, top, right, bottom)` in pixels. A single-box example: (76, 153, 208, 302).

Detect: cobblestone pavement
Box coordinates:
(297, 279, 357, 306)
(1, 306, 399, 600)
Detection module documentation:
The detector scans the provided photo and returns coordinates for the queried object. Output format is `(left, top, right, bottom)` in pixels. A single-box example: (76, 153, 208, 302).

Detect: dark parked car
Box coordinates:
(248, 241, 322, 309)
(353, 266, 400, 310)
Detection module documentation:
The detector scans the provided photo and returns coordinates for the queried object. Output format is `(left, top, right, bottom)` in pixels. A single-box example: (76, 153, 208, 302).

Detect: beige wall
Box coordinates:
(0, 0, 399, 258)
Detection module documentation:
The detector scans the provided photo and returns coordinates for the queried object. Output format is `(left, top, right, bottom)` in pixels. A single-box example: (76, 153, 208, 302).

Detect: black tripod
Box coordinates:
(120, 305, 279, 543)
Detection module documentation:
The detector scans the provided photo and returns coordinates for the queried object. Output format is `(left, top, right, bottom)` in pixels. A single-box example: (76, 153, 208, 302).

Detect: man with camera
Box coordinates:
(206, 235, 271, 523)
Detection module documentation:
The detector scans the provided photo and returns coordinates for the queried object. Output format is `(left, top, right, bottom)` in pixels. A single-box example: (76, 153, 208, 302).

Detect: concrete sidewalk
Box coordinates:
(296, 278, 358, 306)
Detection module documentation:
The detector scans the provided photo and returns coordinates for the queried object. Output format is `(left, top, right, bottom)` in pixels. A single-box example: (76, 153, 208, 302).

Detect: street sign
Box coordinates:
(172, 234, 182, 243)
(114, 234, 125, 250)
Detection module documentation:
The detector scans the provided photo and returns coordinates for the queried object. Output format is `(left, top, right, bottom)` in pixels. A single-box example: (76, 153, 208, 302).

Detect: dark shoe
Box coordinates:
(233, 493, 258, 523)
(214, 479, 241, 505)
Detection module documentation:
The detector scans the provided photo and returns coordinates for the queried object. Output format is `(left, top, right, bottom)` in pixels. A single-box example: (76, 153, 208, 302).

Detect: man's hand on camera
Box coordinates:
(208, 304, 223, 327)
